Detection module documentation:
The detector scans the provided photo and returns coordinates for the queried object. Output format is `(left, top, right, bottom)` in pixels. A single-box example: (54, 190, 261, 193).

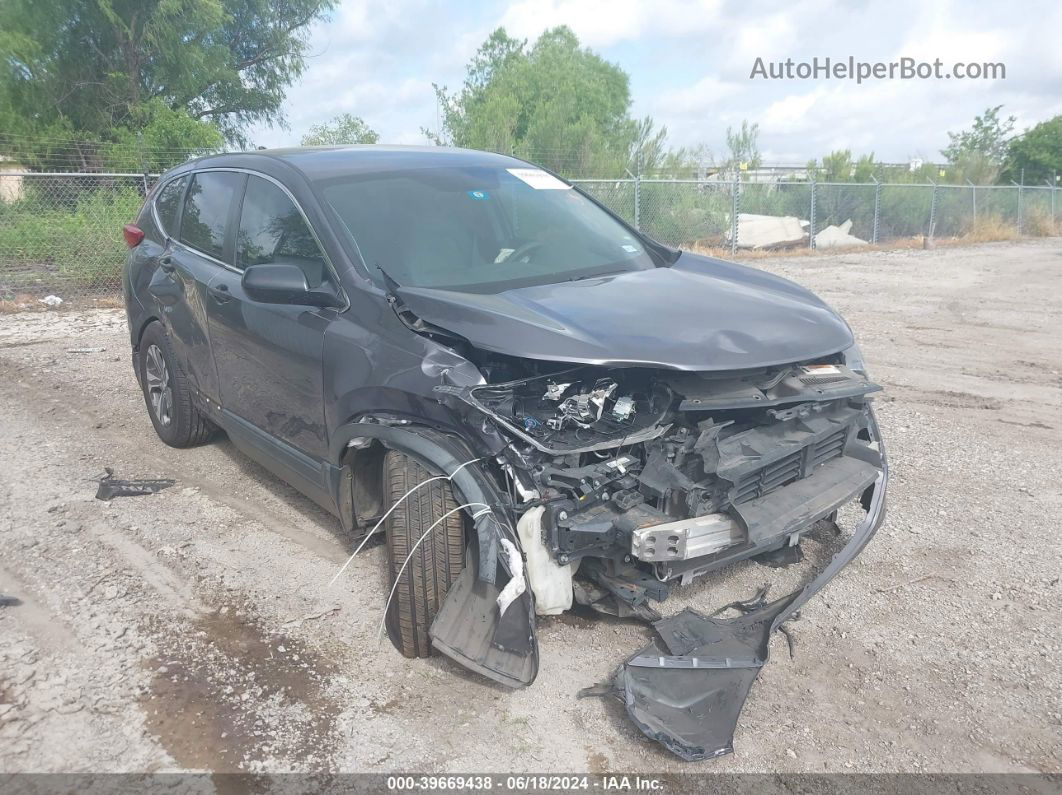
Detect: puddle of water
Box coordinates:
(140, 607, 339, 776)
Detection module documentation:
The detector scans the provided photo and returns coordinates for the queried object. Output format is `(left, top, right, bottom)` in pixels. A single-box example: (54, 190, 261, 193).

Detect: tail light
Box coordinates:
(123, 224, 145, 248)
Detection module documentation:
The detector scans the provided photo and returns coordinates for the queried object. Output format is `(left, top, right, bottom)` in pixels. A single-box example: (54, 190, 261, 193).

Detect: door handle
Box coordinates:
(208, 283, 231, 304)
(159, 255, 175, 273)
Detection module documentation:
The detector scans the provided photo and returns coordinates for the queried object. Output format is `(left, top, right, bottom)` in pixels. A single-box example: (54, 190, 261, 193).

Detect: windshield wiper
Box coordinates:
(376, 263, 402, 294)
(568, 270, 625, 282)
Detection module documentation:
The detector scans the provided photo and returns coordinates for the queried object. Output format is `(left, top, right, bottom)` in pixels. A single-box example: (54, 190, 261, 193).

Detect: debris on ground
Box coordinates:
(814, 219, 868, 249)
(0, 594, 21, 607)
(94, 468, 175, 501)
(38, 295, 63, 307)
(724, 214, 869, 250)
(66, 347, 106, 354)
(729, 213, 808, 249)
(280, 605, 341, 629)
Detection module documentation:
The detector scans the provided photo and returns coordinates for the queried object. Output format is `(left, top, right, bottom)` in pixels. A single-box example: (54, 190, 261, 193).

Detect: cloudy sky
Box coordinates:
(248, 0, 1062, 165)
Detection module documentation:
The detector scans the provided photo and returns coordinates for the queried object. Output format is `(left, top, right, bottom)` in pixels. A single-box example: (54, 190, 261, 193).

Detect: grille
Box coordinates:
(732, 427, 849, 504)
(800, 374, 850, 386)
(733, 449, 803, 502)
(812, 428, 847, 467)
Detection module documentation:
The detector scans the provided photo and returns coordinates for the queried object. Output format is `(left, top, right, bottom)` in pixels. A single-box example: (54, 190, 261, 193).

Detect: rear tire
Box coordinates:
(383, 450, 466, 658)
(138, 322, 215, 448)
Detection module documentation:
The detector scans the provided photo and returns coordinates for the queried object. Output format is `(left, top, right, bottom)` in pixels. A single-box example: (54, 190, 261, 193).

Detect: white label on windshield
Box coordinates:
(507, 168, 571, 190)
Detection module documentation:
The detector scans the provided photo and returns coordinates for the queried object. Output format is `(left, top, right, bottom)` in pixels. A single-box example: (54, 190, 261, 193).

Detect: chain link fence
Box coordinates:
(1, 172, 151, 304)
(1, 170, 1059, 307)
(574, 178, 1060, 253)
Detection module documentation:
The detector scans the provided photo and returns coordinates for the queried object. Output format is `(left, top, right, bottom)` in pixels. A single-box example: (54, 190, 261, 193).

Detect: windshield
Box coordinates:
(319, 165, 655, 292)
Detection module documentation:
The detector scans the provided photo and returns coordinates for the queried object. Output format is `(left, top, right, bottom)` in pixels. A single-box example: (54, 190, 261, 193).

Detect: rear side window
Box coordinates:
(180, 172, 241, 260)
(154, 176, 186, 237)
(236, 175, 328, 287)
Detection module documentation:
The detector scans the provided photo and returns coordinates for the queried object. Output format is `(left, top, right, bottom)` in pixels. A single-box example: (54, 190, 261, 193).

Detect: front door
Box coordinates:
(204, 174, 337, 462)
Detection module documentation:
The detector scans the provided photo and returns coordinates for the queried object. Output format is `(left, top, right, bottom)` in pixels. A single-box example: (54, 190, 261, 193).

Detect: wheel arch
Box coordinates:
(329, 418, 538, 688)
(134, 314, 162, 352)
(330, 418, 517, 581)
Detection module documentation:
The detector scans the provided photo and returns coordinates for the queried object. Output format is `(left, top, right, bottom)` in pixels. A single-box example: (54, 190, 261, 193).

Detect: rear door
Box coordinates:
(204, 173, 338, 463)
(135, 173, 185, 318)
(164, 170, 244, 403)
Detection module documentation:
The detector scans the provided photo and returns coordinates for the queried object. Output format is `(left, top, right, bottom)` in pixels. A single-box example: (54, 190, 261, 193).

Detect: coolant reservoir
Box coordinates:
(516, 506, 573, 615)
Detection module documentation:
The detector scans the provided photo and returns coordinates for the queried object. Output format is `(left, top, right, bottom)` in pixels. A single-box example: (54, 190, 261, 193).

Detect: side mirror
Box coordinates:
(242, 263, 341, 308)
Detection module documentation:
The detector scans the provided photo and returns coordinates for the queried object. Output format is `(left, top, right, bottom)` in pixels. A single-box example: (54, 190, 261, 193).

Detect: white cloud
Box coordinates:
(497, 0, 722, 48)
(652, 76, 743, 122)
(246, 0, 1061, 165)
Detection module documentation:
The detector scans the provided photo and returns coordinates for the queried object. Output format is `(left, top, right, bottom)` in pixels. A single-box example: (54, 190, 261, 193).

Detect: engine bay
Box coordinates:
(436, 358, 883, 611)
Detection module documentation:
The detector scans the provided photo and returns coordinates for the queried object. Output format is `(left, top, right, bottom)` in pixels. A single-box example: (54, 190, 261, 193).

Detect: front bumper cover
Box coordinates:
(610, 407, 888, 761)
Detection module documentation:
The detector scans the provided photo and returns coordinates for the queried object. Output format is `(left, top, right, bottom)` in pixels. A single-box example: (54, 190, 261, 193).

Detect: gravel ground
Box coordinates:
(1, 240, 1060, 775)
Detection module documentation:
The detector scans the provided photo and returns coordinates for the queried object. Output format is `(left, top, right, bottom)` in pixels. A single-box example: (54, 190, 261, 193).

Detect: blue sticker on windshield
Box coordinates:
(467, 190, 489, 200)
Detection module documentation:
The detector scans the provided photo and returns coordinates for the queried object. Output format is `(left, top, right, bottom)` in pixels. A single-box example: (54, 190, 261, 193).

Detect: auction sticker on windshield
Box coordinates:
(507, 168, 571, 189)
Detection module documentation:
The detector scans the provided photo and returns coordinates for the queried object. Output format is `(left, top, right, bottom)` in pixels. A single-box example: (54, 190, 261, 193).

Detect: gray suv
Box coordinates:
(123, 146, 887, 760)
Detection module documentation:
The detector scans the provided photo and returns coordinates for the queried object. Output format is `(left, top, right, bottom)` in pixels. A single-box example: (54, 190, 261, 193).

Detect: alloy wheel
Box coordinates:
(144, 344, 173, 427)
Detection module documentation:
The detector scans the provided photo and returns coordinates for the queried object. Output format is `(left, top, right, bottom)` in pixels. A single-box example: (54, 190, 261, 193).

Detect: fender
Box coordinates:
(328, 420, 539, 688)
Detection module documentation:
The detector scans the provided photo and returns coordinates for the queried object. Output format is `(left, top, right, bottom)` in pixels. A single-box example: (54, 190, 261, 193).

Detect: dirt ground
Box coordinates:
(1, 240, 1060, 776)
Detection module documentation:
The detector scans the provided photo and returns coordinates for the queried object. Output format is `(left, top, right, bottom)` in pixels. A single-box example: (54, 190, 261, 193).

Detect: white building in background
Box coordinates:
(0, 155, 26, 203)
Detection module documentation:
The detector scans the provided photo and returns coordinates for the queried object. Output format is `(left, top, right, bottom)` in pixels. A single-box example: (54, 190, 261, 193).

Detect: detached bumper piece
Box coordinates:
(617, 604, 788, 760)
(610, 415, 887, 761)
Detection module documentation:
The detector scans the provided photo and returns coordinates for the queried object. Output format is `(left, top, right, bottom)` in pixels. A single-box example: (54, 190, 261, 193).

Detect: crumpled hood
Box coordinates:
(396, 252, 854, 371)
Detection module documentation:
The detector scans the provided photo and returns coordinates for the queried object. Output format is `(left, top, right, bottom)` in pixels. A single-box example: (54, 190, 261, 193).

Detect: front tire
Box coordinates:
(383, 450, 466, 658)
(138, 322, 215, 448)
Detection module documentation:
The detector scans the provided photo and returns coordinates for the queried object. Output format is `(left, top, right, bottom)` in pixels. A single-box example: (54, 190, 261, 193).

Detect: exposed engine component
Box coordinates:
(543, 381, 572, 401)
(436, 368, 672, 454)
(611, 395, 636, 422)
(548, 378, 618, 430)
(438, 360, 882, 589)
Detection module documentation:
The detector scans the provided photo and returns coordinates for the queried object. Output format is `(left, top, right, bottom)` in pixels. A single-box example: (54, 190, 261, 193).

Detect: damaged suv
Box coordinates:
(123, 146, 887, 760)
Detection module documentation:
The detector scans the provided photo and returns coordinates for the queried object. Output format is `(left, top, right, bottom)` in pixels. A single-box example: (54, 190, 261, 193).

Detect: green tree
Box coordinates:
(941, 106, 1015, 184)
(429, 26, 663, 177)
(301, 114, 380, 146)
(0, 0, 335, 164)
(1003, 116, 1062, 184)
(807, 150, 877, 183)
(102, 100, 225, 172)
(723, 121, 761, 175)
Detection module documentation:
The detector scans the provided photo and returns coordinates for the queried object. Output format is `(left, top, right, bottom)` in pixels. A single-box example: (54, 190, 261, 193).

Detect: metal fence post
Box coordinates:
(809, 180, 817, 249)
(634, 174, 641, 232)
(1050, 178, 1057, 226)
(928, 181, 938, 242)
(871, 177, 881, 244)
(1012, 180, 1023, 236)
(136, 130, 146, 177)
(966, 179, 976, 228)
(730, 172, 740, 255)
(624, 167, 641, 232)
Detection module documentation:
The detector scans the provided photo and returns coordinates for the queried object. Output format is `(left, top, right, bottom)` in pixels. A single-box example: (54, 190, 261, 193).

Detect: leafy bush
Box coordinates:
(0, 185, 142, 290)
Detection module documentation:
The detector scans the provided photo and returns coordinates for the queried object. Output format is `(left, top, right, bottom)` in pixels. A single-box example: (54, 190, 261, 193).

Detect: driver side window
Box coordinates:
(237, 175, 330, 288)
